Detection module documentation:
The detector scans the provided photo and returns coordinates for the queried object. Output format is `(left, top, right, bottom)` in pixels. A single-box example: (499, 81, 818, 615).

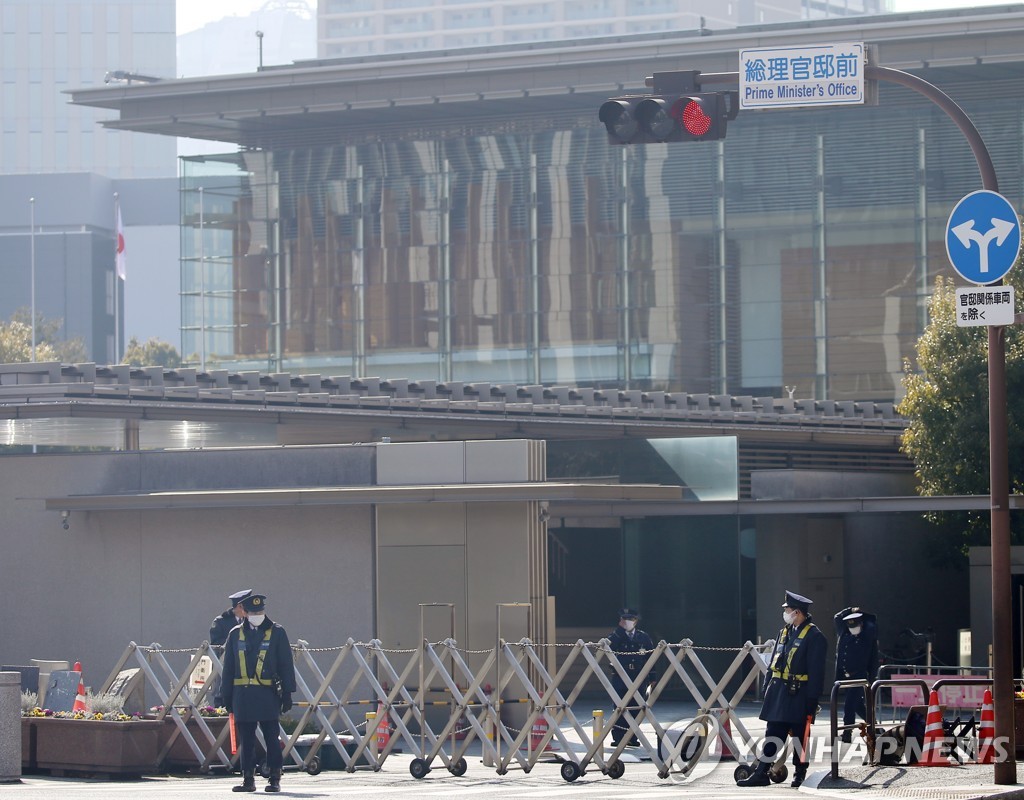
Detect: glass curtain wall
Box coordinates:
(179, 68, 1023, 401)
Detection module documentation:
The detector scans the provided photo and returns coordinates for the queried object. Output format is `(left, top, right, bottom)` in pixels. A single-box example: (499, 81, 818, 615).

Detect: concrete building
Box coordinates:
(0, 0, 179, 359)
(318, 0, 894, 58)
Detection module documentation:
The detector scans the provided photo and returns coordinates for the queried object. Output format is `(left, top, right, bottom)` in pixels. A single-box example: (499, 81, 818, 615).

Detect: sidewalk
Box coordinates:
(8, 701, 1024, 799)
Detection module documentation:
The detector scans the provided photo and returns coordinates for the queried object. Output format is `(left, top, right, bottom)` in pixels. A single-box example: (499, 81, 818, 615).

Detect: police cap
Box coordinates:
(843, 611, 865, 624)
(241, 594, 267, 613)
(781, 590, 812, 612)
(228, 588, 252, 607)
(618, 607, 640, 620)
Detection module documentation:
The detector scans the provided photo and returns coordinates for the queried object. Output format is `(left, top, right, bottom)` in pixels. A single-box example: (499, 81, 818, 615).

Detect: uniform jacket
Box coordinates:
(608, 626, 657, 684)
(760, 616, 827, 725)
(833, 607, 879, 683)
(221, 617, 297, 723)
(209, 610, 238, 648)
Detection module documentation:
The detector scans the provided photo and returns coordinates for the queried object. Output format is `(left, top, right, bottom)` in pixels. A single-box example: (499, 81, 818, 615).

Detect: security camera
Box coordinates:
(60, 510, 70, 531)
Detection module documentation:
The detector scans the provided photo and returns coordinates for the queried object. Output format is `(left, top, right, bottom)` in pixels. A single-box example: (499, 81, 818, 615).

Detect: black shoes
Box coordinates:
(736, 765, 771, 787)
(265, 769, 281, 793)
(232, 772, 256, 793)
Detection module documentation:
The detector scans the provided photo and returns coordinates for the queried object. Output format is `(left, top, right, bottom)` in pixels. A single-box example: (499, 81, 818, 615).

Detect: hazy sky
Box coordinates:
(175, 0, 1007, 36)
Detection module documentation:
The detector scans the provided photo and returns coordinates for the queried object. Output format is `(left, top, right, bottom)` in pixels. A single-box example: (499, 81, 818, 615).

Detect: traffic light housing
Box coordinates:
(599, 91, 735, 145)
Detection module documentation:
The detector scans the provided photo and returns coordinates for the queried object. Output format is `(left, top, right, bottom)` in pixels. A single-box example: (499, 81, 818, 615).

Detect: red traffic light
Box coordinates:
(676, 97, 713, 137)
(598, 91, 735, 144)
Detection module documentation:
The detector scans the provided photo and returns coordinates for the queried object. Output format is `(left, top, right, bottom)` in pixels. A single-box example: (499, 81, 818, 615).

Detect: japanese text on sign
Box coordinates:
(955, 285, 1016, 327)
(739, 43, 864, 110)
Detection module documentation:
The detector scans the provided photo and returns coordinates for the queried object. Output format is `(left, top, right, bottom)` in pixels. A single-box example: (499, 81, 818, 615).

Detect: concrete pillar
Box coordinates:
(0, 672, 21, 783)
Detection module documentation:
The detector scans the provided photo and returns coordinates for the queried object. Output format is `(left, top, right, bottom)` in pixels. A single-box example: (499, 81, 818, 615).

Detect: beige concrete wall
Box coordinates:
(0, 445, 376, 687)
(375, 440, 549, 657)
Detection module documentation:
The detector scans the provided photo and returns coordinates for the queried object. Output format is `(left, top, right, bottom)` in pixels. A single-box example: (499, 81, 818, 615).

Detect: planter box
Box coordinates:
(159, 716, 230, 770)
(21, 719, 35, 771)
(33, 717, 161, 775)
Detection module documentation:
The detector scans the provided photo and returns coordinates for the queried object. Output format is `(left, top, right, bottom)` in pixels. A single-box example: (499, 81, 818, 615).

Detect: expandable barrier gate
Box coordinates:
(100, 616, 775, 782)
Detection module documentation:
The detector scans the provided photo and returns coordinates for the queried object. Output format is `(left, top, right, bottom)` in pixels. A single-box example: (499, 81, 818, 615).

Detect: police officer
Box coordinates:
(607, 608, 656, 747)
(210, 589, 252, 707)
(834, 606, 878, 742)
(211, 589, 253, 648)
(221, 594, 296, 794)
(738, 590, 826, 789)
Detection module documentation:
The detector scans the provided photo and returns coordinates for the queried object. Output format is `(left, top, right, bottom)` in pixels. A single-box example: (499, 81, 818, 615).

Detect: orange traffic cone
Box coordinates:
(709, 710, 736, 761)
(977, 689, 995, 764)
(72, 661, 87, 713)
(375, 703, 391, 751)
(915, 690, 950, 766)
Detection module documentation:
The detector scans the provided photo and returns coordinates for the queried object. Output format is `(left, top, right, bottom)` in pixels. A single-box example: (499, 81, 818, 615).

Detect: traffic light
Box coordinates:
(599, 92, 735, 145)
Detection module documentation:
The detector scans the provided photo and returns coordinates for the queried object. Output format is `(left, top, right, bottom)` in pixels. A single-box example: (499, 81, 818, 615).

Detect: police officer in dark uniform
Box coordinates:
(222, 594, 296, 794)
(607, 608, 656, 747)
(212, 589, 253, 648)
(834, 606, 878, 742)
(210, 589, 252, 707)
(738, 590, 826, 789)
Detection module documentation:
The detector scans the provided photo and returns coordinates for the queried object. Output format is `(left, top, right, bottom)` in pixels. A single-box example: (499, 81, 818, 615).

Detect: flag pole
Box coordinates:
(29, 197, 36, 362)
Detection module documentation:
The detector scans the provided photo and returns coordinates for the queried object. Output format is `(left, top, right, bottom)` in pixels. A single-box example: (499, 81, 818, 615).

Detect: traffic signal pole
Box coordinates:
(617, 63, 1014, 783)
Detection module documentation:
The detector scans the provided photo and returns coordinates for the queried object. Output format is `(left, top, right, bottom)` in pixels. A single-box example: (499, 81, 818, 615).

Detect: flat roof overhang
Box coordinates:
(0, 397, 907, 450)
(43, 486, 1022, 517)
(66, 7, 1024, 146)
(44, 482, 683, 512)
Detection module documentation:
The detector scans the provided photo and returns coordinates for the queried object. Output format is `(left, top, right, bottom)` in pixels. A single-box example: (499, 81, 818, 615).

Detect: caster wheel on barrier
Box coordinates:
(733, 764, 753, 782)
(607, 759, 625, 780)
(409, 758, 431, 779)
(306, 756, 322, 776)
(560, 761, 582, 782)
(770, 764, 788, 783)
(259, 764, 270, 779)
(449, 757, 468, 777)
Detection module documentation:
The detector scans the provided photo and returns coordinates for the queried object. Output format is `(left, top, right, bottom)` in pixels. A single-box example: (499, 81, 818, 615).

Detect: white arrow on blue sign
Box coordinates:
(945, 190, 1021, 285)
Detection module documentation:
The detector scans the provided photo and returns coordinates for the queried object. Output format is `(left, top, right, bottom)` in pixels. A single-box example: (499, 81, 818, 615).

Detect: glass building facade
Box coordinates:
(178, 65, 1023, 403)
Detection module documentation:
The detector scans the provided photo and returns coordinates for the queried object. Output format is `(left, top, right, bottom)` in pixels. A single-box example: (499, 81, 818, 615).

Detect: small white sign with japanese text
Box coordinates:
(955, 285, 1015, 327)
(740, 43, 864, 110)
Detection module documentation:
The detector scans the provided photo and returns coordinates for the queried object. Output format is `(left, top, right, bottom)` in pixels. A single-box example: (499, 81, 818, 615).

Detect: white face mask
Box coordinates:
(848, 625, 862, 636)
(623, 620, 637, 632)
(783, 610, 797, 626)
(247, 614, 266, 627)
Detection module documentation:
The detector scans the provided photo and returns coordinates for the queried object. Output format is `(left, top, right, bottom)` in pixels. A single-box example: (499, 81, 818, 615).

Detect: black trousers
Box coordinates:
(843, 684, 867, 726)
(610, 675, 640, 744)
(758, 719, 811, 773)
(237, 719, 282, 774)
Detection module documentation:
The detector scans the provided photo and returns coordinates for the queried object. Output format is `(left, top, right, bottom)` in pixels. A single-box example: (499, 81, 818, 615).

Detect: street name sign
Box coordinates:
(955, 285, 1015, 327)
(945, 190, 1021, 285)
(739, 42, 864, 110)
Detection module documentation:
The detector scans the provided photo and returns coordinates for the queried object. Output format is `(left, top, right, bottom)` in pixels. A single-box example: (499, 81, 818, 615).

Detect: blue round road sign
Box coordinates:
(945, 190, 1021, 285)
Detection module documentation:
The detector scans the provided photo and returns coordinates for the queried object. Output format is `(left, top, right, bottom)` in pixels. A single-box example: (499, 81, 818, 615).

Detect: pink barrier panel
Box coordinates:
(889, 675, 988, 708)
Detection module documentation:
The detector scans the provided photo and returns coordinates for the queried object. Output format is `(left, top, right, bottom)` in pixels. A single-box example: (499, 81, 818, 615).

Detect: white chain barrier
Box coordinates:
(99, 633, 775, 782)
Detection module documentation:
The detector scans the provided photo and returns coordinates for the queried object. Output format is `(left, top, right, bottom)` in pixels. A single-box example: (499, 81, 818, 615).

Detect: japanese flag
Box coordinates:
(115, 206, 126, 281)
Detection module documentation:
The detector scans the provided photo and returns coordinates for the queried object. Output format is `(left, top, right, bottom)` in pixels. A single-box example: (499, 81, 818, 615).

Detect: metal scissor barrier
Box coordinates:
(98, 618, 775, 784)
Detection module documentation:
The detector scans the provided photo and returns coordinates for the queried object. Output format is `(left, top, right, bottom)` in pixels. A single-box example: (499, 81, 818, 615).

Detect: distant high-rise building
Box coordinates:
(318, 0, 894, 58)
(0, 1, 178, 361)
(0, 0, 176, 177)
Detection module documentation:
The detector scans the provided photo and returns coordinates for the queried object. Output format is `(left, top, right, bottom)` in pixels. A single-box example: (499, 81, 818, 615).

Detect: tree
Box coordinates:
(0, 309, 86, 364)
(898, 258, 1024, 568)
(122, 337, 182, 368)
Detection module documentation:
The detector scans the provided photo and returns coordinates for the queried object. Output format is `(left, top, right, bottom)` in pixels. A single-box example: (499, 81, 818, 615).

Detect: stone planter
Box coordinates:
(32, 717, 161, 775)
(21, 719, 35, 771)
(159, 716, 230, 770)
